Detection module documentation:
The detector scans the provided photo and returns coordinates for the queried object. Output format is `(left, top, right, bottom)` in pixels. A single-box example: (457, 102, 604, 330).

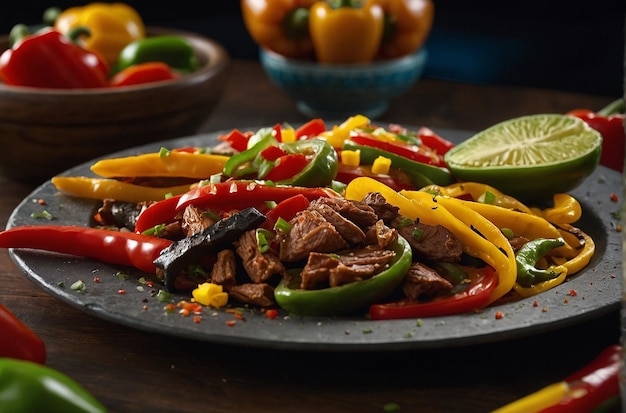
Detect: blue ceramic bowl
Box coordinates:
(259, 48, 427, 119)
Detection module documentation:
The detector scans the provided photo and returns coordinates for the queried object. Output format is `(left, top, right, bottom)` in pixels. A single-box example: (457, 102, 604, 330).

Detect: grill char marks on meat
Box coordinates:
(394, 219, 463, 263)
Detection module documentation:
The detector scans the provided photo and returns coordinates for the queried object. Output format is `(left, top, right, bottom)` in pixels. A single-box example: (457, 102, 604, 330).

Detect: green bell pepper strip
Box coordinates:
(223, 132, 338, 187)
(515, 237, 565, 288)
(0, 358, 107, 413)
(112, 35, 200, 75)
(274, 235, 412, 316)
(342, 139, 455, 188)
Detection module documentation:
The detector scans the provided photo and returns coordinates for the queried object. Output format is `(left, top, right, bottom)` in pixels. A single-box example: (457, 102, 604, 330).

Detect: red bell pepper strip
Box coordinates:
(567, 99, 625, 172)
(0, 28, 108, 89)
(415, 126, 456, 155)
(0, 303, 46, 364)
(295, 118, 327, 139)
(217, 129, 253, 153)
(261, 194, 311, 230)
(264, 153, 309, 182)
(335, 163, 416, 191)
(0, 226, 172, 274)
(109, 61, 179, 87)
(176, 181, 337, 212)
(369, 266, 498, 319)
(349, 134, 446, 167)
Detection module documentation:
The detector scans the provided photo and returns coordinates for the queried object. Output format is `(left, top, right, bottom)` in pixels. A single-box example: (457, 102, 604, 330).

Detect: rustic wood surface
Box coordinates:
(0, 59, 621, 413)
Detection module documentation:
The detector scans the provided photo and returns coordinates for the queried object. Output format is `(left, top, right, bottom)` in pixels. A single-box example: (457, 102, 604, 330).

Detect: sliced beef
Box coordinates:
(313, 197, 379, 228)
(395, 220, 463, 262)
(364, 219, 398, 249)
(300, 247, 395, 289)
(235, 230, 285, 283)
(309, 201, 366, 245)
(509, 236, 530, 252)
(360, 192, 399, 225)
(181, 205, 218, 237)
(210, 249, 237, 290)
(96, 199, 144, 230)
(227, 283, 276, 307)
(279, 209, 349, 262)
(401, 262, 454, 300)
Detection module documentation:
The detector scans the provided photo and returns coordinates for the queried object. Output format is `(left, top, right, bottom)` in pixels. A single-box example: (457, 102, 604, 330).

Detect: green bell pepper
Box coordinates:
(223, 129, 338, 187)
(112, 35, 201, 75)
(343, 139, 455, 188)
(0, 358, 107, 413)
(274, 235, 412, 316)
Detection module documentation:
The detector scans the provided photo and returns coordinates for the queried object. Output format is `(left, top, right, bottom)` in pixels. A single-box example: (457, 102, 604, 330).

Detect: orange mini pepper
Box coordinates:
(241, 0, 317, 58)
(309, 0, 384, 63)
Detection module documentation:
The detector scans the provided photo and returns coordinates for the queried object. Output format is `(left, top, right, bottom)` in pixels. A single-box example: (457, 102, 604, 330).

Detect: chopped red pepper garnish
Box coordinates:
(265, 309, 279, 319)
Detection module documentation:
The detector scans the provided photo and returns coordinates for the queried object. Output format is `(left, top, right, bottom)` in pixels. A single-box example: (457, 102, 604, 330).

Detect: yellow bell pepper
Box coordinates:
(54, 2, 146, 67)
(90, 149, 229, 180)
(309, 0, 384, 63)
(345, 177, 517, 304)
(373, 0, 434, 58)
(532, 193, 583, 225)
(51, 176, 192, 203)
(241, 0, 317, 58)
(422, 182, 533, 214)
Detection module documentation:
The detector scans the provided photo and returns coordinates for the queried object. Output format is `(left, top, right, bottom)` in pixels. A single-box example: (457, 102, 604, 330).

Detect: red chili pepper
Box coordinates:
(0, 29, 108, 89)
(350, 134, 446, 167)
(567, 99, 625, 172)
(539, 345, 621, 413)
(0, 303, 46, 364)
(176, 181, 336, 212)
(295, 118, 327, 139)
(264, 153, 309, 182)
(369, 266, 497, 319)
(134, 195, 181, 234)
(218, 129, 253, 153)
(261, 194, 311, 230)
(109, 61, 179, 87)
(0, 226, 172, 274)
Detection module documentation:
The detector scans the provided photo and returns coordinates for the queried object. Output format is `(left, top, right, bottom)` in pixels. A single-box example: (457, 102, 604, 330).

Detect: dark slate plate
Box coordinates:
(6, 128, 623, 352)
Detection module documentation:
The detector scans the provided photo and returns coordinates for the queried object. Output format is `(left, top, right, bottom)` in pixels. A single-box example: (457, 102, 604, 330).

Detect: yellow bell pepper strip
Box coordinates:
(274, 235, 412, 316)
(557, 224, 595, 275)
(90, 149, 229, 180)
(492, 344, 621, 413)
(51, 176, 192, 203)
(512, 268, 567, 298)
(532, 193, 583, 225)
(345, 177, 517, 305)
(54, 2, 145, 67)
(240, 0, 317, 58)
(422, 182, 533, 214)
(317, 114, 370, 148)
(401, 189, 517, 303)
(374, 0, 434, 59)
(309, 0, 384, 63)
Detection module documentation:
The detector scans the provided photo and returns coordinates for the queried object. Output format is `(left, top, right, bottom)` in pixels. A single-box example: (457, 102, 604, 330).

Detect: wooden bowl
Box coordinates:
(0, 27, 230, 184)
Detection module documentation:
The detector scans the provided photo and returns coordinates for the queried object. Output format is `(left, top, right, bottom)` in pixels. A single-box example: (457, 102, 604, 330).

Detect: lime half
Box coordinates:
(444, 114, 602, 202)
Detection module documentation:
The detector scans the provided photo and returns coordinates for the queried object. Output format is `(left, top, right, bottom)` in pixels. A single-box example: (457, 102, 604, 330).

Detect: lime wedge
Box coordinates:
(444, 114, 602, 202)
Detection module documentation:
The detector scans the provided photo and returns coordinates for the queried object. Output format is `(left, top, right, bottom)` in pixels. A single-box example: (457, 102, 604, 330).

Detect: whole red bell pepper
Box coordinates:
(0, 303, 46, 364)
(0, 28, 108, 89)
(369, 266, 498, 319)
(0, 226, 172, 274)
(567, 99, 625, 172)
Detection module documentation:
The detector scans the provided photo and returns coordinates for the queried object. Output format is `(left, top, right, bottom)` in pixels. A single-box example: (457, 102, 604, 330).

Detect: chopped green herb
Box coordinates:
(157, 289, 171, 303)
(256, 228, 272, 253)
(500, 227, 515, 239)
(30, 210, 53, 220)
(115, 272, 128, 280)
(159, 147, 171, 157)
(274, 217, 292, 233)
(412, 227, 423, 240)
(70, 280, 86, 292)
(383, 402, 400, 412)
(478, 191, 496, 204)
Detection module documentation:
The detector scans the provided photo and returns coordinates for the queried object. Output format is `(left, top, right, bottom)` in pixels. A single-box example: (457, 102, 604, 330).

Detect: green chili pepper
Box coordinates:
(515, 237, 565, 287)
(274, 235, 412, 316)
(0, 358, 107, 413)
(343, 139, 455, 187)
(112, 35, 201, 75)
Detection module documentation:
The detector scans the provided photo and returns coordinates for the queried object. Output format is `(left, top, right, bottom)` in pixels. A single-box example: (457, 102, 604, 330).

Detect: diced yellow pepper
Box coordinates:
(318, 114, 370, 149)
(341, 150, 361, 167)
(371, 156, 391, 174)
(281, 127, 297, 143)
(192, 282, 228, 308)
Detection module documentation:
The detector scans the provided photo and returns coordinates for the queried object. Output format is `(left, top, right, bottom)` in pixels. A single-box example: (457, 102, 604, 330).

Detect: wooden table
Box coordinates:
(0, 59, 621, 413)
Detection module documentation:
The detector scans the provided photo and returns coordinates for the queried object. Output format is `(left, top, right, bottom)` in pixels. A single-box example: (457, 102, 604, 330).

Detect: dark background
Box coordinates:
(2, 1, 624, 97)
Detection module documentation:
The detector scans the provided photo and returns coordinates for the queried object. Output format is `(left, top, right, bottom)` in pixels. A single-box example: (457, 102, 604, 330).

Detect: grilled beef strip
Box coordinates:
(401, 262, 455, 300)
(234, 229, 286, 283)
